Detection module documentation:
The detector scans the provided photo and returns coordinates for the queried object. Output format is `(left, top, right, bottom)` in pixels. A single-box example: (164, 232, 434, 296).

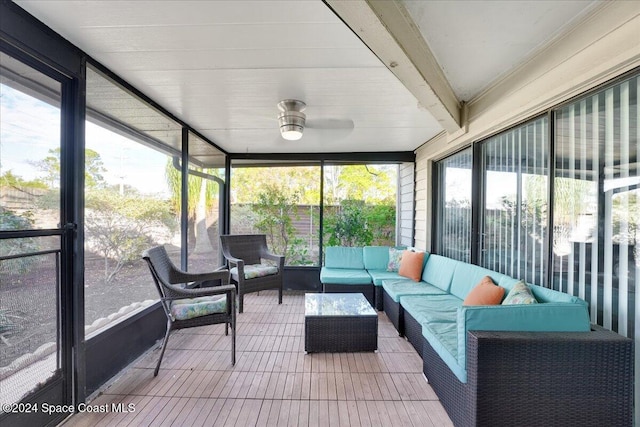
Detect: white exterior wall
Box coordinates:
(397, 163, 415, 247)
(413, 153, 430, 251)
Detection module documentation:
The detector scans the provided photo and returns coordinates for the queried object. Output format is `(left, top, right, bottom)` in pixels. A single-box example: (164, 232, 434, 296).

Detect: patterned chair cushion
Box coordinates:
(170, 295, 227, 320)
(230, 263, 278, 279)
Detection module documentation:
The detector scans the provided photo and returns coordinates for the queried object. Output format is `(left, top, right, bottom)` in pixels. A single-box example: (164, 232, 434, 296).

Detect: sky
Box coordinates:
(1, 84, 171, 196)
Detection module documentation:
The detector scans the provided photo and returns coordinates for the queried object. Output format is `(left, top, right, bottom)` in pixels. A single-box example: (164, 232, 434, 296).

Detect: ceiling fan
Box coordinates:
(277, 99, 354, 141)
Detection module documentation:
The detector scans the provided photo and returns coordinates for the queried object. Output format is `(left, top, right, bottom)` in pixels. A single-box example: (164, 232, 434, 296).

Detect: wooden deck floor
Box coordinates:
(63, 291, 453, 426)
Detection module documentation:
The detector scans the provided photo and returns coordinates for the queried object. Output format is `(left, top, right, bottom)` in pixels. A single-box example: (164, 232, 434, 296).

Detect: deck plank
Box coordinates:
(63, 291, 451, 426)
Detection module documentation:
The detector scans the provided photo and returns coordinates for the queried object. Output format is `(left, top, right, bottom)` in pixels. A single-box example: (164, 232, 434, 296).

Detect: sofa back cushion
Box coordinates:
(421, 254, 457, 292)
(498, 276, 588, 306)
(450, 262, 507, 300)
(324, 246, 364, 269)
(530, 284, 588, 305)
(363, 246, 390, 270)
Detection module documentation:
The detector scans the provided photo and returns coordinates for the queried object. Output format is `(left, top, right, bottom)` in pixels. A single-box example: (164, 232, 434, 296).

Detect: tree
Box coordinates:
(231, 166, 320, 205)
(32, 148, 106, 188)
(250, 183, 310, 265)
(324, 199, 372, 247)
(0, 170, 47, 190)
(324, 164, 396, 205)
(165, 159, 219, 255)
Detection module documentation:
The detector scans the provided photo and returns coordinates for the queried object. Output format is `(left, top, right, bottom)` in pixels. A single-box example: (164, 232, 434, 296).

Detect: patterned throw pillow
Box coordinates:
(387, 247, 403, 272)
(502, 281, 538, 305)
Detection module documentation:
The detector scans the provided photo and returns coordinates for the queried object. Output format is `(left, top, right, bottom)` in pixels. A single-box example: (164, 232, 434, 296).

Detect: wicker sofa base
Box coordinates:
(382, 289, 403, 336)
(422, 326, 633, 427)
(322, 283, 374, 307)
(374, 286, 383, 311)
(402, 309, 424, 359)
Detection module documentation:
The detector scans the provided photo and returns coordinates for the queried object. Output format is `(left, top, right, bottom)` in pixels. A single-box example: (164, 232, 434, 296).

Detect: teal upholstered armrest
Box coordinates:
(456, 303, 591, 368)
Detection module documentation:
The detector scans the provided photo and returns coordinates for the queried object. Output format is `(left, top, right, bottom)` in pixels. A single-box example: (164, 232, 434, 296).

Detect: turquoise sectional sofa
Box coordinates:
(319, 245, 405, 309)
(383, 253, 590, 378)
(320, 247, 632, 425)
(381, 252, 633, 426)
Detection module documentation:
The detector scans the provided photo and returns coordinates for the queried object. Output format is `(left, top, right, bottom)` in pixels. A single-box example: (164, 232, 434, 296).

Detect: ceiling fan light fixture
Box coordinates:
(277, 99, 306, 141)
(280, 125, 304, 141)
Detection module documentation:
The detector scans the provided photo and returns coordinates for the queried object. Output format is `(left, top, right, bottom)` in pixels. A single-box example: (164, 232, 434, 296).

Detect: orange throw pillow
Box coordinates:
(398, 250, 424, 282)
(463, 276, 505, 305)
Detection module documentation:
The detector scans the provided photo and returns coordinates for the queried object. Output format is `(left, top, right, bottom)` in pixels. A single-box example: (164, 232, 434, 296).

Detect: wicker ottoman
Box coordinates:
(304, 293, 378, 353)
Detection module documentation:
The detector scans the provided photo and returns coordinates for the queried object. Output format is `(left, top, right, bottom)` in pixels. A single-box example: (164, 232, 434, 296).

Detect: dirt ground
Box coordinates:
(0, 248, 221, 369)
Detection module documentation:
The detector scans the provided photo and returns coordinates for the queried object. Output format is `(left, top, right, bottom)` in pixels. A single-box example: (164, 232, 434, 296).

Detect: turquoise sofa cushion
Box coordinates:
(363, 246, 389, 270)
(324, 246, 364, 269)
(498, 275, 521, 290)
(401, 294, 462, 324)
(368, 270, 402, 286)
(450, 262, 508, 300)
(530, 284, 588, 305)
(498, 277, 587, 305)
(422, 321, 467, 383)
(320, 267, 371, 285)
(421, 254, 457, 292)
(382, 278, 447, 303)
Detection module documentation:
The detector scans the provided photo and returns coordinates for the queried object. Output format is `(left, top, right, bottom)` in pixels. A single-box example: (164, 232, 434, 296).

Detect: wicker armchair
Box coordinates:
(220, 234, 284, 313)
(143, 246, 236, 376)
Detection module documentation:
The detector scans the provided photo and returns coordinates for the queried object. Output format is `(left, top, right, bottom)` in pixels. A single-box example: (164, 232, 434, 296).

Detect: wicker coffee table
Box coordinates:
(304, 293, 378, 353)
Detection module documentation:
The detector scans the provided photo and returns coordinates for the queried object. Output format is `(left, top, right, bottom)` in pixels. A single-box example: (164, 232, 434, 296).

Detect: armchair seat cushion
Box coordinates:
(170, 295, 227, 320)
(230, 263, 278, 280)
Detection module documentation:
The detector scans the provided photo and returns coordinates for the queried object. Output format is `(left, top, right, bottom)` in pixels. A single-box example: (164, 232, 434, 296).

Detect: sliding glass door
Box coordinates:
(480, 116, 548, 285)
(553, 74, 638, 337)
(434, 148, 472, 262)
(0, 50, 73, 425)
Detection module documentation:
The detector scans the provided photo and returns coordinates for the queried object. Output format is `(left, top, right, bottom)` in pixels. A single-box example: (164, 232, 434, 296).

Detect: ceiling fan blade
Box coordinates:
(306, 118, 354, 130)
(305, 126, 354, 141)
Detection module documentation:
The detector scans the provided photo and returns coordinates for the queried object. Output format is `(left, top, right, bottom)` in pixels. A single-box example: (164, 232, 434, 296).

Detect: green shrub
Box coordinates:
(85, 189, 178, 283)
(0, 208, 39, 274)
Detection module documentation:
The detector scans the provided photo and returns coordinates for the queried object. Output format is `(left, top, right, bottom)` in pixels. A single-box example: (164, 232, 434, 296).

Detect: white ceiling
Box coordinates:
(14, 0, 600, 155)
(401, 0, 600, 101)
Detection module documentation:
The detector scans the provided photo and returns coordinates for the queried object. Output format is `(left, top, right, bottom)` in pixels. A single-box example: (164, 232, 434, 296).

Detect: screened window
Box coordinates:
(84, 65, 183, 336)
(230, 163, 321, 266)
(481, 116, 548, 285)
(323, 164, 398, 248)
(186, 133, 225, 272)
(553, 74, 638, 337)
(435, 148, 472, 262)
